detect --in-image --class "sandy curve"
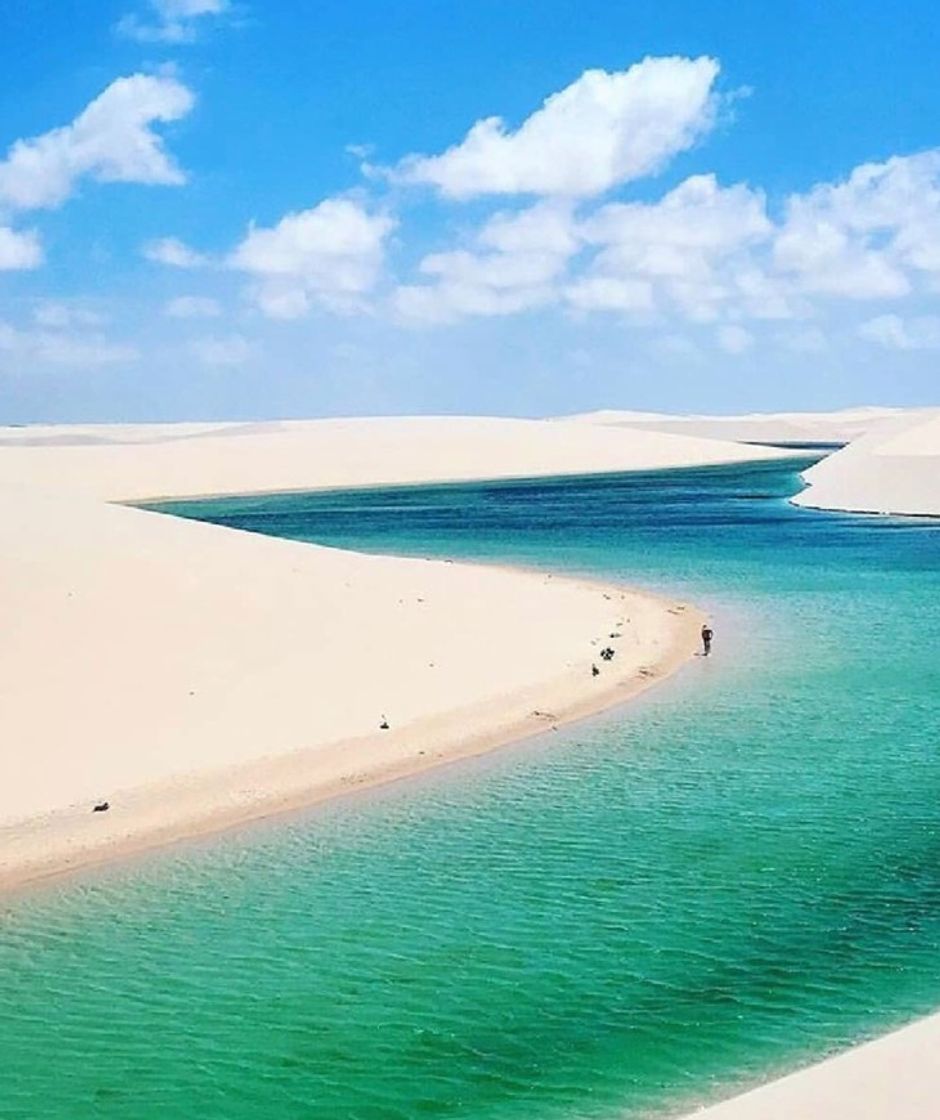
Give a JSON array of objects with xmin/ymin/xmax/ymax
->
[{"xmin": 0, "ymin": 416, "xmax": 743, "ymax": 891}]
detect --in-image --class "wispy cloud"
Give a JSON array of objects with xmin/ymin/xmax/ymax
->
[
  {"xmin": 33, "ymin": 301, "xmax": 107, "ymax": 329},
  {"xmin": 116, "ymin": 0, "xmax": 229, "ymax": 44},
  {"xmin": 0, "ymin": 320, "xmax": 137, "ymax": 369},
  {"xmin": 164, "ymin": 295, "xmax": 222, "ymax": 317},
  {"xmin": 858, "ymin": 313, "xmax": 940, "ymax": 349},
  {"xmin": 189, "ymin": 333, "xmax": 252, "ymax": 366},
  {"xmin": 716, "ymin": 324, "xmax": 754, "ymax": 354},
  {"xmin": 144, "ymin": 237, "xmax": 209, "ymax": 268}
]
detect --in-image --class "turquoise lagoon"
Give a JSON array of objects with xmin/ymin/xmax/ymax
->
[{"xmin": 3, "ymin": 457, "xmax": 940, "ymax": 1119}]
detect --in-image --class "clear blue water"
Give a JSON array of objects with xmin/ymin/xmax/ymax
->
[{"xmin": 3, "ymin": 458, "xmax": 940, "ymax": 1120}]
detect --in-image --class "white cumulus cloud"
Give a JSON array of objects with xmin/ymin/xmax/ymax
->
[
  {"xmin": 390, "ymin": 147, "xmax": 940, "ymax": 338},
  {"xmin": 390, "ymin": 145, "xmax": 940, "ymax": 335},
  {"xmin": 394, "ymin": 201, "xmax": 579, "ymax": 323},
  {"xmin": 565, "ymin": 275, "xmax": 654, "ymax": 313},
  {"xmin": 773, "ymin": 152, "xmax": 940, "ymax": 299},
  {"xmin": 0, "ymin": 75, "xmax": 194, "ymax": 212},
  {"xmin": 573, "ymin": 174, "xmax": 772, "ymax": 320},
  {"xmin": 395, "ymin": 56, "xmax": 720, "ymax": 199},
  {"xmin": 0, "ymin": 226, "xmax": 42, "ymax": 269},
  {"xmin": 230, "ymin": 198, "xmax": 396, "ymax": 317}
]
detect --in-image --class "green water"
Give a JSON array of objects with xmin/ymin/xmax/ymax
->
[{"xmin": 3, "ymin": 459, "xmax": 940, "ymax": 1119}]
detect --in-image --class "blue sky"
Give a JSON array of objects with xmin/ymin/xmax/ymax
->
[{"xmin": 2, "ymin": 0, "xmax": 940, "ymax": 423}]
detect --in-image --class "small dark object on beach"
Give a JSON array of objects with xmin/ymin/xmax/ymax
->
[
  {"xmin": 92, "ymin": 801, "xmax": 110, "ymax": 813},
  {"xmin": 592, "ymin": 664, "xmax": 600, "ymax": 677},
  {"xmin": 600, "ymin": 646, "xmax": 615, "ymax": 661},
  {"xmin": 379, "ymin": 717, "xmax": 390, "ymax": 730}
]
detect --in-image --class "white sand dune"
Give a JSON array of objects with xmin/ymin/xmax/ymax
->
[
  {"xmin": 0, "ymin": 414, "xmax": 794, "ymax": 502},
  {"xmin": 2, "ymin": 415, "xmax": 789, "ymax": 889},
  {"xmin": 680, "ymin": 1013, "xmax": 940, "ymax": 1119},
  {"xmin": 557, "ymin": 406, "xmax": 906, "ymax": 446},
  {"xmin": 559, "ymin": 406, "xmax": 940, "ymax": 517},
  {"xmin": 792, "ymin": 409, "xmax": 940, "ymax": 517}
]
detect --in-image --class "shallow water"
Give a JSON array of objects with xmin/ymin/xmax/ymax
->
[{"xmin": 4, "ymin": 459, "xmax": 940, "ymax": 1120}]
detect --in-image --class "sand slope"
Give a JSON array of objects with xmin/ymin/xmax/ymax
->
[
  {"xmin": 791, "ymin": 409, "xmax": 940, "ymax": 517},
  {"xmin": 0, "ymin": 482, "xmax": 699, "ymax": 886},
  {"xmin": 681, "ymin": 1013, "xmax": 940, "ymax": 1119}
]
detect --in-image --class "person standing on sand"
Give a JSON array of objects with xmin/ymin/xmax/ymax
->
[{"xmin": 701, "ymin": 624, "xmax": 714, "ymax": 656}]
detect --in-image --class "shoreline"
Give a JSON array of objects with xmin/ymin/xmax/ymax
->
[
  {"xmin": 678, "ymin": 1009, "xmax": 940, "ymax": 1119},
  {"xmin": 0, "ymin": 567, "xmax": 703, "ymax": 897},
  {"xmin": 7, "ymin": 414, "xmax": 759, "ymax": 900},
  {"xmin": 131, "ymin": 453, "xmax": 807, "ymax": 509},
  {"xmin": 790, "ymin": 489, "xmax": 940, "ymax": 520}
]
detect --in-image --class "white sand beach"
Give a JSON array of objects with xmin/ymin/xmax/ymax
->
[{"xmin": 0, "ymin": 415, "xmax": 792, "ymax": 890}]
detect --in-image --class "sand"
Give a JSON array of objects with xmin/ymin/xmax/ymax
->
[
  {"xmin": 0, "ymin": 414, "xmax": 795, "ymax": 502},
  {"xmin": 0, "ymin": 484, "xmax": 703, "ymax": 890},
  {"xmin": 680, "ymin": 1013, "xmax": 940, "ymax": 1119},
  {"xmin": 792, "ymin": 408, "xmax": 940, "ymax": 517},
  {"xmin": 561, "ymin": 406, "xmax": 940, "ymax": 517},
  {"xmin": 556, "ymin": 406, "xmax": 906, "ymax": 446},
  {"xmin": 2, "ymin": 414, "xmax": 789, "ymax": 891}
]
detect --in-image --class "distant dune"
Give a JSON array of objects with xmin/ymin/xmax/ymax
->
[
  {"xmin": 792, "ymin": 409, "xmax": 940, "ymax": 517},
  {"xmin": 0, "ymin": 415, "xmax": 794, "ymax": 502},
  {"xmin": 555, "ymin": 406, "xmax": 907, "ymax": 446},
  {"xmin": 558, "ymin": 406, "xmax": 940, "ymax": 518}
]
